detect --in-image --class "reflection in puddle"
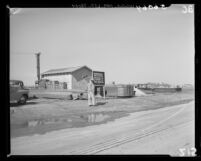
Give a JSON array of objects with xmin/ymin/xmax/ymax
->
[
  {"xmin": 85, "ymin": 113, "xmax": 110, "ymax": 123},
  {"xmin": 12, "ymin": 112, "xmax": 128, "ymax": 137},
  {"xmin": 27, "ymin": 113, "xmax": 111, "ymax": 128},
  {"xmin": 88, "ymin": 114, "xmax": 110, "ymax": 122},
  {"xmin": 27, "ymin": 118, "xmax": 72, "ymax": 127},
  {"xmin": 28, "ymin": 120, "xmax": 38, "ymax": 127}
]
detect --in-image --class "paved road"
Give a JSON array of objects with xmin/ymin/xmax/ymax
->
[{"xmin": 11, "ymin": 101, "xmax": 194, "ymax": 156}]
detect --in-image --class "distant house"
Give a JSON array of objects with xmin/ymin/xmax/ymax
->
[{"xmin": 41, "ymin": 65, "xmax": 92, "ymax": 90}]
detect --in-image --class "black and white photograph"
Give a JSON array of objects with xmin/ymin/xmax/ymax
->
[{"xmin": 8, "ymin": 4, "xmax": 196, "ymax": 156}]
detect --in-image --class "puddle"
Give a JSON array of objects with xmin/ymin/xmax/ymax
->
[
  {"xmin": 27, "ymin": 113, "xmax": 110, "ymax": 128},
  {"xmin": 11, "ymin": 111, "xmax": 128, "ymax": 138},
  {"xmin": 27, "ymin": 118, "xmax": 72, "ymax": 127}
]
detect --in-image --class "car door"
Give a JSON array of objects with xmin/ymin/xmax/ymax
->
[
  {"xmin": 10, "ymin": 84, "xmax": 22, "ymax": 102},
  {"xmin": 10, "ymin": 85, "xmax": 18, "ymax": 101}
]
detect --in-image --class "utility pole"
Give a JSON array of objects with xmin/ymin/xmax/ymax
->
[{"xmin": 35, "ymin": 52, "xmax": 41, "ymax": 82}]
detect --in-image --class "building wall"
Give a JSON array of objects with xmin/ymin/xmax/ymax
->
[
  {"xmin": 42, "ymin": 74, "xmax": 72, "ymax": 89},
  {"xmin": 72, "ymin": 67, "xmax": 92, "ymax": 90}
]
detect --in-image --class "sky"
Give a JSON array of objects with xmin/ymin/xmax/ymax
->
[{"xmin": 10, "ymin": 5, "xmax": 194, "ymax": 86}]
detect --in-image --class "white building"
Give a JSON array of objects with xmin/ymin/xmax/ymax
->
[{"xmin": 41, "ymin": 65, "xmax": 92, "ymax": 90}]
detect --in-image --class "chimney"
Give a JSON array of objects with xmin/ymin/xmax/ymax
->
[{"xmin": 35, "ymin": 52, "xmax": 41, "ymax": 82}]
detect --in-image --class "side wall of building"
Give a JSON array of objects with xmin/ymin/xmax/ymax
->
[
  {"xmin": 42, "ymin": 74, "xmax": 72, "ymax": 89},
  {"xmin": 72, "ymin": 67, "xmax": 92, "ymax": 90}
]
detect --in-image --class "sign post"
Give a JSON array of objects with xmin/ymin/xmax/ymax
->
[
  {"xmin": 92, "ymin": 71, "xmax": 105, "ymax": 100},
  {"xmin": 103, "ymin": 86, "xmax": 106, "ymax": 99}
]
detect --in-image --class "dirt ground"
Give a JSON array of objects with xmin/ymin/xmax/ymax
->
[
  {"xmin": 10, "ymin": 89, "xmax": 194, "ymax": 138},
  {"xmin": 11, "ymin": 100, "xmax": 195, "ymax": 155}
]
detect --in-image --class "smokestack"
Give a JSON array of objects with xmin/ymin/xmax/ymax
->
[{"xmin": 35, "ymin": 52, "xmax": 41, "ymax": 82}]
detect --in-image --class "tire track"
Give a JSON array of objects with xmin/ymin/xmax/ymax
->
[
  {"xmin": 68, "ymin": 104, "xmax": 192, "ymax": 154},
  {"xmin": 69, "ymin": 120, "xmax": 193, "ymax": 154}
]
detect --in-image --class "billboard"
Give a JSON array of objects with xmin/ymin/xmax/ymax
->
[{"xmin": 92, "ymin": 71, "xmax": 105, "ymax": 85}]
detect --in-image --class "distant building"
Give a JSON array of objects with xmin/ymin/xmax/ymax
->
[
  {"xmin": 182, "ymin": 84, "xmax": 194, "ymax": 89},
  {"xmin": 41, "ymin": 65, "xmax": 92, "ymax": 90}
]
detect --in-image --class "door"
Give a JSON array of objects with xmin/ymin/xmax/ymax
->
[{"xmin": 10, "ymin": 86, "xmax": 20, "ymax": 101}]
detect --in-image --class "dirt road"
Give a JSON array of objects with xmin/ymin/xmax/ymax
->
[
  {"xmin": 10, "ymin": 90, "xmax": 194, "ymax": 138},
  {"xmin": 11, "ymin": 101, "xmax": 194, "ymax": 156}
]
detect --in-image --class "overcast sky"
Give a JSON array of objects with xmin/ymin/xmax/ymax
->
[{"xmin": 10, "ymin": 5, "xmax": 194, "ymax": 86}]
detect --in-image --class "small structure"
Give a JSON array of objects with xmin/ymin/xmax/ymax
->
[
  {"xmin": 105, "ymin": 84, "xmax": 134, "ymax": 97},
  {"xmin": 41, "ymin": 65, "xmax": 92, "ymax": 90},
  {"xmin": 137, "ymin": 82, "xmax": 182, "ymax": 93}
]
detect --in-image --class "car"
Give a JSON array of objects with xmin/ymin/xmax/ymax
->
[{"xmin": 10, "ymin": 80, "xmax": 29, "ymax": 105}]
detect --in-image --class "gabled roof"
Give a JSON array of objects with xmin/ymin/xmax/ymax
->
[{"xmin": 41, "ymin": 65, "xmax": 92, "ymax": 75}]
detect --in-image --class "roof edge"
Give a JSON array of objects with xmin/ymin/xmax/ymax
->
[
  {"xmin": 41, "ymin": 65, "xmax": 92, "ymax": 75},
  {"xmin": 71, "ymin": 65, "xmax": 92, "ymax": 73}
]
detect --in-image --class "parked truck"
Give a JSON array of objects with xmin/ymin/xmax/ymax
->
[{"xmin": 10, "ymin": 80, "xmax": 29, "ymax": 105}]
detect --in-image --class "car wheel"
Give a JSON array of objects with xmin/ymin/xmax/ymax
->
[{"xmin": 18, "ymin": 95, "xmax": 27, "ymax": 105}]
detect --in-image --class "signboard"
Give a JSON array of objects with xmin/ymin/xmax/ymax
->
[{"xmin": 92, "ymin": 71, "xmax": 105, "ymax": 85}]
